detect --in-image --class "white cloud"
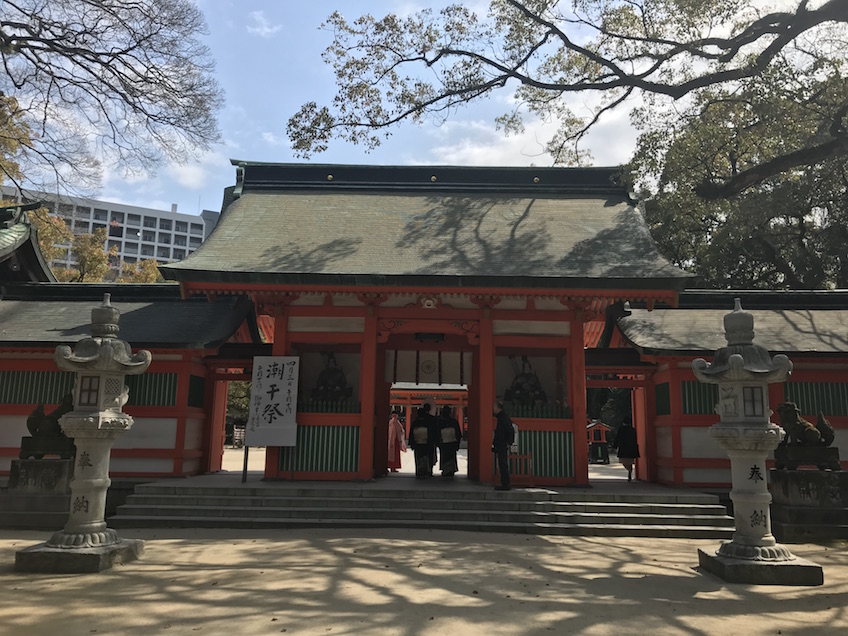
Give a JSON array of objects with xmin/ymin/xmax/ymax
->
[
  {"xmin": 262, "ymin": 131, "xmax": 288, "ymax": 147},
  {"xmin": 246, "ymin": 11, "xmax": 282, "ymax": 38}
]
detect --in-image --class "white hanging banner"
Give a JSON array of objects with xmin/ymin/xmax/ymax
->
[{"xmin": 246, "ymin": 356, "xmax": 299, "ymax": 447}]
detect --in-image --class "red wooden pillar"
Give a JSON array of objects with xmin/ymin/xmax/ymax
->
[
  {"xmin": 373, "ymin": 344, "xmax": 390, "ymax": 477},
  {"xmin": 633, "ymin": 386, "xmax": 649, "ymax": 482},
  {"xmin": 358, "ymin": 308, "xmax": 378, "ymax": 479},
  {"xmin": 204, "ymin": 377, "xmax": 228, "ymax": 473},
  {"xmin": 477, "ymin": 307, "xmax": 495, "ymax": 483},
  {"xmin": 265, "ymin": 309, "xmax": 288, "ymax": 478},
  {"xmin": 668, "ymin": 363, "xmax": 684, "ymax": 485},
  {"xmin": 570, "ymin": 307, "xmax": 589, "ymax": 485}
]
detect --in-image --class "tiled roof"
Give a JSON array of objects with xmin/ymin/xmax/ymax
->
[
  {"xmin": 0, "ymin": 285, "xmax": 252, "ymax": 349},
  {"xmin": 161, "ymin": 163, "xmax": 692, "ymax": 291},
  {"xmin": 618, "ymin": 307, "xmax": 848, "ymax": 356}
]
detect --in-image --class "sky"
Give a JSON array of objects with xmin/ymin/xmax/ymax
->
[{"xmin": 99, "ymin": 1, "xmax": 639, "ymax": 217}]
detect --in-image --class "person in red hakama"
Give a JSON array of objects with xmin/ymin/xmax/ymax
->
[{"xmin": 387, "ymin": 411, "xmax": 407, "ymax": 472}]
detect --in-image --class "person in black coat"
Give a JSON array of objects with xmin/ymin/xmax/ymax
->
[
  {"xmin": 492, "ymin": 401, "xmax": 513, "ymax": 491},
  {"xmin": 437, "ymin": 405, "xmax": 462, "ymax": 477},
  {"xmin": 612, "ymin": 415, "xmax": 640, "ymax": 482},
  {"xmin": 410, "ymin": 403, "xmax": 437, "ymax": 478}
]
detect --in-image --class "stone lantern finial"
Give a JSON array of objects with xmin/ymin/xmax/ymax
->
[
  {"xmin": 724, "ymin": 297, "xmax": 754, "ymax": 345},
  {"xmin": 91, "ymin": 293, "xmax": 120, "ymax": 339}
]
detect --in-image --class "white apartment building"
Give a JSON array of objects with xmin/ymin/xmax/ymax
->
[{"xmin": 1, "ymin": 186, "xmax": 219, "ymax": 272}]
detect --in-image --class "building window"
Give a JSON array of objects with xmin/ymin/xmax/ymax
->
[
  {"xmin": 174, "ymin": 236, "xmax": 186, "ymax": 246},
  {"xmin": 107, "ymin": 240, "xmax": 121, "ymax": 251},
  {"xmin": 159, "ymin": 218, "xmax": 172, "ymax": 231},
  {"xmin": 79, "ymin": 376, "xmax": 100, "ymax": 406},
  {"xmin": 92, "ymin": 223, "xmax": 106, "ymax": 231},
  {"xmin": 93, "ymin": 208, "xmax": 108, "ymax": 221},
  {"xmin": 73, "ymin": 220, "xmax": 90, "ymax": 233},
  {"xmin": 124, "ymin": 242, "xmax": 138, "ymax": 254},
  {"xmin": 157, "ymin": 246, "xmax": 170, "ymax": 259},
  {"xmin": 173, "ymin": 249, "xmax": 186, "ymax": 260},
  {"xmin": 190, "ymin": 223, "xmax": 203, "ymax": 235},
  {"xmin": 111, "ymin": 212, "xmax": 124, "ymax": 224},
  {"xmin": 141, "ymin": 246, "xmax": 154, "ymax": 257},
  {"xmin": 158, "ymin": 232, "xmax": 171, "ymax": 244},
  {"xmin": 126, "ymin": 213, "xmax": 141, "ymax": 226},
  {"xmin": 743, "ymin": 386, "xmax": 764, "ymax": 417},
  {"xmin": 142, "ymin": 230, "xmax": 155, "ymax": 243},
  {"xmin": 108, "ymin": 222, "xmax": 123, "ymax": 238},
  {"xmin": 124, "ymin": 256, "xmax": 137, "ymax": 264},
  {"xmin": 189, "ymin": 236, "xmax": 201, "ymax": 248},
  {"xmin": 175, "ymin": 221, "xmax": 188, "ymax": 233},
  {"xmin": 143, "ymin": 216, "xmax": 156, "ymax": 228}
]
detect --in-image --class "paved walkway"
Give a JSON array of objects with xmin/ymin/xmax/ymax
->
[{"xmin": 1, "ymin": 448, "xmax": 847, "ymax": 635}]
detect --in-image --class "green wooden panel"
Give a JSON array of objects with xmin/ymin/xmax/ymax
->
[
  {"xmin": 681, "ymin": 381, "xmax": 718, "ymax": 415},
  {"xmin": 784, "ymin": 382, "xmax": 848, "ymax": 417},
  {"xmin": 655, "ymin": 382, "xmax": 671, "ymax": 416},
  {"xmin": 125, "ymin": 373, "xmax": 178, "ymax": 407},
  {"xmin": 0, "ymin": 371, "xmax": 75, "ymax": 405},
  {"xmin": 519, "ymin": 430, "xmax": 574, "ymax": 478},
  {"xmin": 278, "ymin": 425, "xmax": 360, "ymax": 473}
]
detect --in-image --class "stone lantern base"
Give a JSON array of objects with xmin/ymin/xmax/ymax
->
[
  {"xmin": 15, "ymin": 538, "xmax": 144, "ymax": 573},
  {"xmin": 698, "ymin": 548, "xmax": 823, "ymax": 586}
]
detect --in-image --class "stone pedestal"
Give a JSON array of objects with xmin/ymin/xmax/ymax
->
[
  {"xmin": 770, "ymin": 469, "xmax": 848, "ymax": 542},
  {"xmin": 0, "ymin": 459, "xmax": 73, "ymax": 529},
  {"xmin": 14, "ymin": 294, "xmax": 151, "ymax": 573}
]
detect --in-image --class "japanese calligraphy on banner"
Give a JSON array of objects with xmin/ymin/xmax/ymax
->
[{"xmin": 246, "ymin": 356, "xmax": 299, "ymax": 447}]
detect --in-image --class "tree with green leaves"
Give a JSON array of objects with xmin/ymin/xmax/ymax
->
[
  {"xmin": 288, "ymin": 1, "xmax": 847, "ymax": 198},
  {"xmin": 52, "ymin": 228, "xmax": 113, "ymax": 282},
  {"xmin": 1, "ymin": 0, "xmax": 223, "ymax": 192},
  {"xmin": 628, "ymin": 52, "xmax": 848, "ymax": 288},
  {"xmin": 117, "ymin": 258, "xmax": 165, "ymax": 283}
]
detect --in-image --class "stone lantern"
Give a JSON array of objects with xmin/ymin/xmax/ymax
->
[
  {"xmin": 693, "ymin": 299, "xmax": 822, "ymax": 585},
  {"xmin": 16, "ymin": 294, "xmax": 152, "ymax": 573}
]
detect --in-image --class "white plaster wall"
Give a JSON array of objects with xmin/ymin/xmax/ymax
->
[
  {"xmin": 0, "ymin": 415, "xmax": 27, "ymax": 447},
  {"xmin": 181, "ymin": 458, "xmax": 201, "ymax": 474},
  {"xmin": 184, "ymin": 418, "xmax": 204, "ymax": 450},
  {"xmin": 682, "ymin": 467, "xmax": 731, "ymax": 484},
  {"xmin": 655, "ymin": 426, "xmax": 673, "ymax": 458},
  {"xmin": 113, "ymin": 418, "xmax": 177, "ymax": 449},
  {"xmin": 111, "ymin": 457, "xmax": 173, "ymax": 473},
  {"xmin": 387, "ymin": 351, "xmax": 473, "ymax": 385},
  {"xmin": 680, "ymin": 427, "xmax": 726, "ymax": 459},
  {"xmin": 288, "ymin": 316, "xmax": 364, "ymax": 332},
  {"xmin": 492, "ymin": 320, "xmax": 569, "ymax": 336}
]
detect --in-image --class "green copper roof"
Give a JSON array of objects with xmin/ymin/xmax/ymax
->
[{"xmin": 161, "ymin": 163, "xmax": 692, "ymax": 290}]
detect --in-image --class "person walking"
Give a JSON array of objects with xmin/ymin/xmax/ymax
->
[
  {"xmin": 612, "ymin": 415, "xmax": 640, "ymax": 482},
  {"xmin": 387, "ymin": 411, "xmax": 406, "ymax": 472},
  {"xmin": 437, "ymin": 405, "xmax": 462, "ymax": 478},
  {"xmin": 492, "ymin": 401, "xmax": 514, "ymax": 491},
  {"xmin": 410, "ymin": 403, "xmax": 437, "ymax": 478}
]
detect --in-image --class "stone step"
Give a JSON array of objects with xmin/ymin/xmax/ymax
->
[
  {"xmin": 130, "ymin": 483, "xmax": 722, "ymax": 505},
  {"xmin": 108, "ymin": 514, "xmax": 734, "ymax": 539},
  {"xmin": 121, "ymin": 493, "xmax": 728, "ymax": 516},
  {"xmin": 114, "ymin": 502, "xmax": 734, "ymax": 527}
]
